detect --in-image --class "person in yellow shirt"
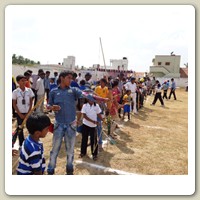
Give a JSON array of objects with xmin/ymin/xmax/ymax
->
[
  {"xmin": 94, "ymin": 78, "xmax": 109, "ymax": 98},
  {"xmin": 94, "ymin": 78, "xmax": 109, "ymax": 151},
  {"xmin": 122, "ymin": 89, "xmax": 132, "ymax": 120}
]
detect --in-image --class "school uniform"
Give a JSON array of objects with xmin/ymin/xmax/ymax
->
[
  {"xmin": 12, "ymin": 87, "xmax": 35, "ymax": 146},
  {"xmin": 81, "ymin": 103, "xmax": 101, "ymax": 158}
]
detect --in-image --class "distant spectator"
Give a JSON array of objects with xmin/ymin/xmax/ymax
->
[
  {"xmin": 35, "ymin": 72, "xmax": 45, "ymax": 113},
  {"xmin": 79, "ymin": 79, "xmax": 86, "ymax": 91},
  {"xmin": 168, "ymin": 78, "xmax": 177, "ymax": 100},
  {"xmin": 76, "ymin": 73, "xmax": 82, "ymax": 84},
  {"xmin": 54, "ymin": 72, "xmax": 58, "ymax": 85},
  {"xmin": 70, "ymin": 72, "xmax": 80, "ymax": 88},
  {"xmin": 84, "ymin": 72, "xmax": 92, "ymax": 89},
  {"xmin": 49, "ymin": 78, "xmax": 57, "ymax": 91},
  {"xmin": 31, "ymin": 69, "xmax": 44, "ymax": 106},
  {"xmin": 24, "ymin": 71, "xmax": 31, "ymax": 88},
  {"xmin": 44, "ymin": 71, "xmax": 51, "ymax": 103}
]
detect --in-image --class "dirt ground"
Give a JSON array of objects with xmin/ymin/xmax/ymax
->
[{"xmin": 12, "ymin": 88, "xmax": 188, "ymax": 175}]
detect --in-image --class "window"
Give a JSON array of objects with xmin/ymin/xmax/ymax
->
[
  {"xmin": 165, "ymin": 62, "xmax": 170, "ymax": 65},
  {"xmin": 158, "ymin": 62, "xmax": 162, "ymax": 65}
]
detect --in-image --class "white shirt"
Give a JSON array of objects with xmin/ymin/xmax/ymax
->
[
  {"xmin": 12, "ymin": 87, "xmax": 35, "ymax": 113},
  {"xmin": 76, "ymin": 76, "xmax": 82, "ymax": 84},
  {"xmin": 31, "ymin": 74, "xmax": 39, "ymax": 89},
  {"xmin": 35, "ymin": 78, "xmax": 45, "ymax": 95},
  {"xmin": 124, "ymin": 82, "xmax": 137, "ymax": 93},
  {"xmin": 81, "ymin": 103, "xmax": 101, "ymax": 128}
]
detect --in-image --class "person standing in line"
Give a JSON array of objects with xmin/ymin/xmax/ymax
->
[
  {"xmin": 46, "ymin": 70, "xmax": 82, "ymax": 175},
  {"xmin": 30, "ymin": 69, "xmax": 44, "ymax": 106},
  {"xmin": 12, "ymin": 75, "xmax": 35, "ymax": 149},
  {"xmin": 168, "ymin": 78, "xmax": 177, "ymax": 100},
  {"xmin": 44, "ymin": 71, "xmax": 51, "ymax": 104},
  {"xmin": 35, "ymin": 71, "xmax": 45, "ymax": 113},
  {"xmin": 79, "ymin": 95, "xmax": 103, "ymax": 161},
  {"xmin": 122, "ymin": 89, "xmax": 131, "ymax": 120},
  {"xmin": 124, "ymin": 77, "xmax": 138, "ymax": 114},
  {"xmin": 150, "ymin": 80, "xmax": 164, "ymax": 106},
  {"xmin": 94, "ymin": 78, "xmax": 109, "ymax": 151}
]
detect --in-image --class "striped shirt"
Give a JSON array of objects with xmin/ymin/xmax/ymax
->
[{"xmin": 17, "ymin": 135, "xmax": 45, "ymax": 175}]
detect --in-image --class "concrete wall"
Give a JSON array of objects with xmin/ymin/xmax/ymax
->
[
  {"xmin": 110, "ymin": 59, "xmax": 128, "ymax": 70},
  {"xmin": 154, "ymin": 55, "xmax": 180, "ymax": 73}
]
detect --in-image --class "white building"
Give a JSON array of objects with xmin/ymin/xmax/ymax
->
[
  {"xmin": 63, "ymin": 56, "xmax": 76, "ymax": 70},
  {"xmin": 150, "ymin": 55, "xmax": 181, "ymax": 78},
  {"xmin": 110, "ymin": 57, "xmax": 128, "ymax": 70}
]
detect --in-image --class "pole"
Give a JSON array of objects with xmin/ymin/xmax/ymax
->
[{"xmin": 99, "ymin": 37, "xmax": 106, "ymax": 71}]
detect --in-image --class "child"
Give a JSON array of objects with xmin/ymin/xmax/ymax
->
[
  {"xmin": 162, "ymin": 81, "xmax": 169, "ymax": 99},
  {"xmin": 80, "ymin": 94, "xmax": 103, "ymax": 161},
  {"xmin": 79, "ymin": 79, "xmax": 86, "ymax": 91},
  {"xmin": 151, "ymin": 80, "xmax": 164, "ymax": 106},
  {"xmin": 17, "ymin": 113, "xmax": 51, "ymax": 175},
  {"xmin": 12, "ymin": 75, "xmax": 35, "ymax": 149},
  {"xmin": 122, "ymin": 89, "xmax": 131, "ymax": 120},
  {"xmin": 49, "ymin": 78, "xmax": 57, "ymax": 91}
]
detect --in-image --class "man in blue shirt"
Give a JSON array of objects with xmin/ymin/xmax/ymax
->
[
  {"xmin": 46, "ymin": 70, "xmax": 82, "ymax": 175},
  {"xmin": 168, "ymin": 78, "xmax": 177, "ymax": 100}
]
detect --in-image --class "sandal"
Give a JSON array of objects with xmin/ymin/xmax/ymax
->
[
  {"xmin": 79, "ymin": 154, "xmax": 85, "ymax": 158},
  {"xmin": 93, "ymin": 156, "xmax": 97, "ymax": 161}
]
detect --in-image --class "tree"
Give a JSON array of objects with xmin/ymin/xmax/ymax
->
[{"xmin": 17, "ymin": 55, "xmax": 24, "ymax": 65}]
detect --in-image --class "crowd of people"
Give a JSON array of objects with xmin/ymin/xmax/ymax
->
[{"xmin": 12, "ymin": 68, "xmax": 177, "ymax": 175}]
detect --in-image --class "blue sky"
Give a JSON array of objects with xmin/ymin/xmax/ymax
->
[{"xmin": 7, "ymin": 5, "xmax": 194, "ymax": 72}]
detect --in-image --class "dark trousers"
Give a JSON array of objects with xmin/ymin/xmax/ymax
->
[
  {"xmin": 169, "ymin": 89, "xmax": 176, "ymax": 100},
  {"xmin": 31, "ymin": 88, "xmax": 37, "ymax": 106},
  {"xmin": 16, "ymin": 113, "xmax": 26, "ymax": 146},
  {"xmin": 12, "ymin": 106, "xmax": 16, "ymax": 117},
  {"xmin": 81, "ymin": 124, "xmax": 98, "ymax": 157},
  {"xmin": 152, "ymin": 92, "xmax": 164, "ymax": 105},
  {"xmin": 163, "ymin": 90, "xmax": 168, "ymax": 99},
  {"xmin": 45, "ymin": 89, "xmax": 50, "ymax": 103}
]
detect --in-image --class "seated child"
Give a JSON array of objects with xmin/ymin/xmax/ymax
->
[{"xmin": 17, "ymin": 113, "xmax": 51, "ymax": 175}]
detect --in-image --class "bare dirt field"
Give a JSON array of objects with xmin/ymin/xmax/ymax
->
[{"xmin": 12, "ymin": 88, "xmax": 188, "ymax": 175}]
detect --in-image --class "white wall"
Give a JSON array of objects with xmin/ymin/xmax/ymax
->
[
  {"xmin": 110, "ymin": 59, "xmax": 128, "ymax": 70},
  {"xmin": 12, "ymin": 65, "xmax": 188, "ymax": 88}
]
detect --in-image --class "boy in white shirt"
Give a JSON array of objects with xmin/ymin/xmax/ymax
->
[
  {"xmin": 12, "ymin": 75, "xmax": 35, "ymax": 149},
  {"xmin": 124, "ymin": 77, "xmax": 138, "ymax": 114},
  {"xmin": 80, "ymin": 95, "xmax": 103, "ymax": 160}
]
